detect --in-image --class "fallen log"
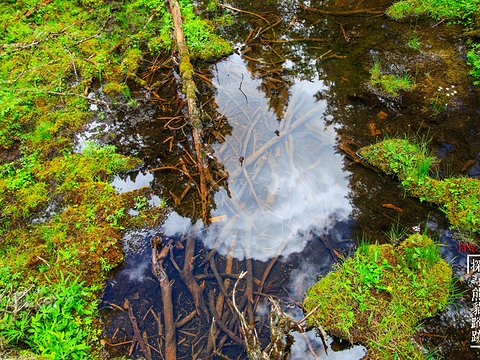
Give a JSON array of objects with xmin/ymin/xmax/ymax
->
[{"xmin": 165, "ymin": 0, "xmax": 211, "ymax": 223}]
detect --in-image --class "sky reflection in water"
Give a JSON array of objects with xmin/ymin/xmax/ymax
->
[{"xmin": 163, "ymin": 54, "xmax": 352, "ymax": 261}]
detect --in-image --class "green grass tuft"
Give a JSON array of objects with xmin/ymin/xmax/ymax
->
[{"xmin": 370, "ymin": 61, "xmax": 416, "ymax": 97}]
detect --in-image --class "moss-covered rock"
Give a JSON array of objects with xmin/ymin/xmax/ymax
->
[
  {"xmin": 359, "ymin": 138, "xmax": 480, "ymax": 237},
  {"xmin": 304, "ymin": 234, "xmax": 452, "ymax": 359}
]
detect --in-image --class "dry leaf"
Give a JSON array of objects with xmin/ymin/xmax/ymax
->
[
  {"xmin": 208, "ymin": 215, "xmax": 227, "ymax": 223},
  {"xmin": 377, "ymin": 111, "xmax": 388, "ymax": 121},
  {"xmin": 382, "ymin": 203, "xmax": 404, "ymax": 213},
  {"xmin": 368, "ymin": 122, "xmax": 381, "ymax": 136}
]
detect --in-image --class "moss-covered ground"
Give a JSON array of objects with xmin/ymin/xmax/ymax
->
[
  {"xmin": 359, "ymin": 138, "xmax": 480, "ymax": 238},
  {"xmin": 304, "ymin": 234, "xmax": 452, "ymax": 359},
  {"xmin": 386, "ymin": 0, "xmax": 480, "ymax": 84},
  {"xmin": 0, "ymin": 0, "xmax": 231, "ymax": 357}
]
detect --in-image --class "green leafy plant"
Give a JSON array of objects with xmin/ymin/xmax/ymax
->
[
  {"xmin": 134, "ymin": 195, "xmax": 149, "ymax": 210},
  {"xmin": 0, "ymin": 271, "xmax": 99, "ymax": 359},
  {"xmin": 467, "ymin": 44, "xmax": 480, "ymax": 85}
]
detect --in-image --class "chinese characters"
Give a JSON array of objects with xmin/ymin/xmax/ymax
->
[{"xmin": 469, "ymin": 255, "xmax": 480, "ymax": 348}]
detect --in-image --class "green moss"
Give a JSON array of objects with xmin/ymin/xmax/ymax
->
[
  {"xmin": 120, "ymin": 48, "xmax": 143, "ymax": 76},
  {"xmin": 180, "ymin": 58, "xmax": 195, "ymax": 79},
  {"xmin": 359, "ymin": 138, "xmax": 480, "ymax": 237},
  {"xmin": 387, "ymin": 0, "xmax": 480, "ymax": 21},
  {"xmin": 386, "ymin": 0, "xmax": 426, "ymax": 20},
  {"xmin": 103, "ymin": 81, "xmax": 123, "ymax": 96},
  {"xmin": 304, "ymin": 234, "xmax": 452, "ymax": 359},
  {"xmin": 179, "ymin": 0, "xmax": 233, "ymax": 60},
  {"xmin": 0, "ymin": 0, "xmax": 228, "ymax": 356},
  {"xmin": 387, "ymin": 0, "xmax": 480, "ymax": 84}
]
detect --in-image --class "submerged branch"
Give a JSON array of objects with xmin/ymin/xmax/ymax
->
[
  {"xmin": 300, "ymin": 4, "xmax": 385, "ymax": 16},
  {"xmin": 151, "ymin": 237, "xmax": 177, "ymax": 360},
  {"xmin": 127, "ymin": 301, "xmax": 151, "ymax": 360},
  {"xmin": 220, "ymin": 4, "xmax": 271, "ymax": 25},
  {"xmin": 176, "ymin": 231, "xmax": 209, "ymax": 318}
]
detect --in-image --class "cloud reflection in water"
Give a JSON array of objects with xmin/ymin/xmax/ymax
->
[{"xmin": 163, "ymin": 54, "xmax": 352, "ymax": 261}]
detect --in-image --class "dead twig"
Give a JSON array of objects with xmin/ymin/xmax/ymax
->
[
  {"xmin": 219, "ymin": 4, "xmax": 271, "ymax": 25},
  {"xmin": 175, "ymin": 310, "xmax": 197, "ymax": 328},
  {"xmin": 300, "ymin": 4, "xmax": 384, "ymax": 16},
  {"xmin": 127, "ymin": 300, "xmax": 151, "ymax": 360},
  {"xmin": 151, "ymin": 236, "xmax": 177, "ymax": 360}
]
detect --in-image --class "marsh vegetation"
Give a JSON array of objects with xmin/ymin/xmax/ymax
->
[{"xmin": 1, "ymin": 0, "xmax": 480, "ymax": 359}]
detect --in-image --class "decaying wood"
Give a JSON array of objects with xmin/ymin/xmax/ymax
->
[
  {"xmin": 208, "ymin": 290, "xmax": 244, "ymax": 345},
  {"xmin": 263, "ymin": 299, "xmax": 293, "ymax": 359},
  {"xmin": 152, "ymin": 237, "xmax": 177, "ymax": 360},
  {"xmin": 232, "ymin": 272, "xmax": 297, "ymax": 360},
  {"xmin": 166, "ymin": 0, "xmax": 210, "ymax": 223}
]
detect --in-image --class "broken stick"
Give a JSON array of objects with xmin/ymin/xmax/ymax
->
[{"xmin": 152, "ymin": 236, "xmax": 177, "ymax": 360}]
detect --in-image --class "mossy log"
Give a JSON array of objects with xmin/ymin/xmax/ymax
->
[{"xmin": 166, "ymin": 0, "xmax": 209, "ymax": 224}]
